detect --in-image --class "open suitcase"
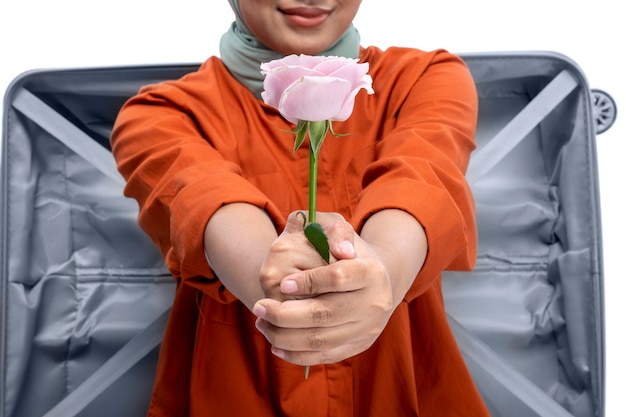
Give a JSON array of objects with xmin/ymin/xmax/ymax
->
[{"xmin": 0, "ymin": 51, "xmax": 607, "ymax": 417}]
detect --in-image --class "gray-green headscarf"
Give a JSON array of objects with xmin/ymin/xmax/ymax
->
[{"xmin": 220, "ymin": 0, "xmax": 361, "ymax": 98}]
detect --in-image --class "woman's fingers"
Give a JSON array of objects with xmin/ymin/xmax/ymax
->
[
  {"xmin": 254, "ymin": 300, "xmax": 383, "ymax": 365},
  {"xmin": 315, "ymin": 212, "xmax": 357, "ymax": 260},
  {"xmin": 262, "ymin": 322, "xmax": 377, "ymax": 366},
  {"xmin": 252, "ymin": 264, "xmax": 394, "ymax": 366},
  {"xmin": 260, "ymin": 211, "xmax": 356, "ymax": 300},
  {"xmin": 280, "ymin": 258, "xmax": 385, "ymax": 297},
  {"xmin": 284, "ymin": 211, "xmax": 357, "ymax": 260}
]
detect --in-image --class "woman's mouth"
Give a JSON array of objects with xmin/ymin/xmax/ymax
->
[{"xmin": 281, "ymin": 7, "xmax": 330, "ymax": 28}]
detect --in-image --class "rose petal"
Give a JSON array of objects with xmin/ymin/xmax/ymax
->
[
  {"xmin": 328, "ymin": 62, "xmax": 369, "ymax": 85},
  {"xmin": 262, "ymin": 54, "xmax": 329, "ymax": 73},
  {"xmin": 278, "ymin": 76, "xmax": 353, "ymax": 123},
  {"xmin": 261, "ymin": 66, "xmax": 325, "ymax": 108},
  {"xmin": 335, "ymin": 83, "xmax": 371, "ymax": 121},
  {"xmin": 313, "ymin": 57, "xmax": 359, "ymax": 74},
  {"xmin": 288, "ymin": 54, "xmax": 333, "ymax": 68}
]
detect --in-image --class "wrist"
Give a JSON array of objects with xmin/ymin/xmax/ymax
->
[{"xmin": 360, "ymin": 209, "xmax": 427, "ymax": 307}]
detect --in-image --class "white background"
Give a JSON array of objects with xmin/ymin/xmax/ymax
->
[{"xmin": 1, "ymin": 1, "xmax": 623, "ymax": 415}]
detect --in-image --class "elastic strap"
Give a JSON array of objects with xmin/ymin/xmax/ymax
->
[
  {"xmin": 466, "ymin": 69, "xmax": 578, "ymax": 184},
  {"xmin": 11, "ymin": 89, "xmax": 125, "ymax": 187},
  {"xmin": 448, "ymin": 315, "xmax": 576, "ymax": 417}
]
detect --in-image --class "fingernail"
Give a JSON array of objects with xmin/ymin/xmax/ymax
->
[
  {"xmin": 339, "ymin": 241, "xmax": 356, "ymax": 257},
  {"xmin": 252, "ymin": 303, "xmax": 266, "ymax": 318},
  {"xmin": 281, "ymin": 279, "xmax": 298, "ymax": 294},
  {"xmin": 271, "ymin": 346, "xmax": 286, "ymax": 359},
  {"xmin": 255, "ymin": 318, "xmax": 266, "ymax": 333}
]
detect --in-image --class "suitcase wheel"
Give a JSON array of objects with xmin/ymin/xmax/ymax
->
[{"xmin": 591, "ymin": 88, "xmax": 617, "ymax": 134}]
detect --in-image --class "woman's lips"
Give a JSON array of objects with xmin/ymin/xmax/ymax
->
[{"xmin": 281, "ymin": 7, "xmax": 330, "ymax": 28}]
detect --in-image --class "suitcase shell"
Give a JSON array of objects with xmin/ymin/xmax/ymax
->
[{"xmin": 0, "ymin": 51, "xmax": 605, "ymax": 417}]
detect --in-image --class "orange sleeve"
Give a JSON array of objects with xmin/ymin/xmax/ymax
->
[
  {"xmin": 351, "ymin": 50, "xmax": 478, "ymax": 301},
  {"xmin": 110, "ymin": 64, "xmax": 284, "ymax": 301}
]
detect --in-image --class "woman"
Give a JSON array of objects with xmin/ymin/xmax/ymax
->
[{"xmin": 111, "ymin": 1, "xmax": 490, "ymax": 415}]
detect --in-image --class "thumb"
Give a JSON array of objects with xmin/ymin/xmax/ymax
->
[
  {"xmin": 324, "ymin": 218, "xmax": 356, "ymax": 260},
  {"xmin": 283, "ymin": 210, "xmax": 308, "ymax": 234}
]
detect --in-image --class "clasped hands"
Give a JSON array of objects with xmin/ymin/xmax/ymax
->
[{"xmin": 253, "ymin": 211, "xmax": 396, "ymax": 367}]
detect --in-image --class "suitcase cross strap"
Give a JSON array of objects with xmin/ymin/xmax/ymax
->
[
  {"xmin": 448, "ymin": 315, "xmax": 577, "ymax": 417},
  {"xmin": 466, "ymin": 69, "xmax": 579, "ymax": 184},
  {"xmin": 11, "ymin": 67, "xmax": 581, "ymax": 417},
  {"xmin": 11, "ymin": 89, "xmax": 126, "ymax": 187}
]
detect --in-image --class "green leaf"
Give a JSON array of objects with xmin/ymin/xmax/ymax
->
[{"xmin": 303, "ymin": 222, "xmax": 330, "ymax": 263}]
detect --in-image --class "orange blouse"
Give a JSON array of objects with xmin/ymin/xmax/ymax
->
[{"xmin": 111, "ymin": 46, "xmax": 490, "ymax": 417}]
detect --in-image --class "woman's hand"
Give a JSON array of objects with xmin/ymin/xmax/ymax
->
[
  {"xmin": 254, "ymin": 235, "xmax": 395, "ymax": 366},
  {"xmin": 254, "ymin": 209, "xmax": 426, "ymax": 366},
  {"xmin": 258, "ymin": 211, "xmax": 357, "ymax": 302}
]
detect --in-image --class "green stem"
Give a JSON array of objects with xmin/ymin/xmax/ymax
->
[
  {"xmin": 305, "ymin": 126, "xmax": 322, "ymax": 381},
  {"xmin": 308, "ymin": 146, "xmax": 318, "ymax": 224}
]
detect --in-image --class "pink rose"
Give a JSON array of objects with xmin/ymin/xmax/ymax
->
[{"xmin": 261, "ymin": 54, "xmax": 374, "ymax": 124}]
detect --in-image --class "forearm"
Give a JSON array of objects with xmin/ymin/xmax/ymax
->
[
  {"xmin": 359, "ymin": 209, "xmax": 427, "ymax": 308},
  {"xmin": 204, "ymin": 203, "xmax": 278, "ymax": 311}
]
